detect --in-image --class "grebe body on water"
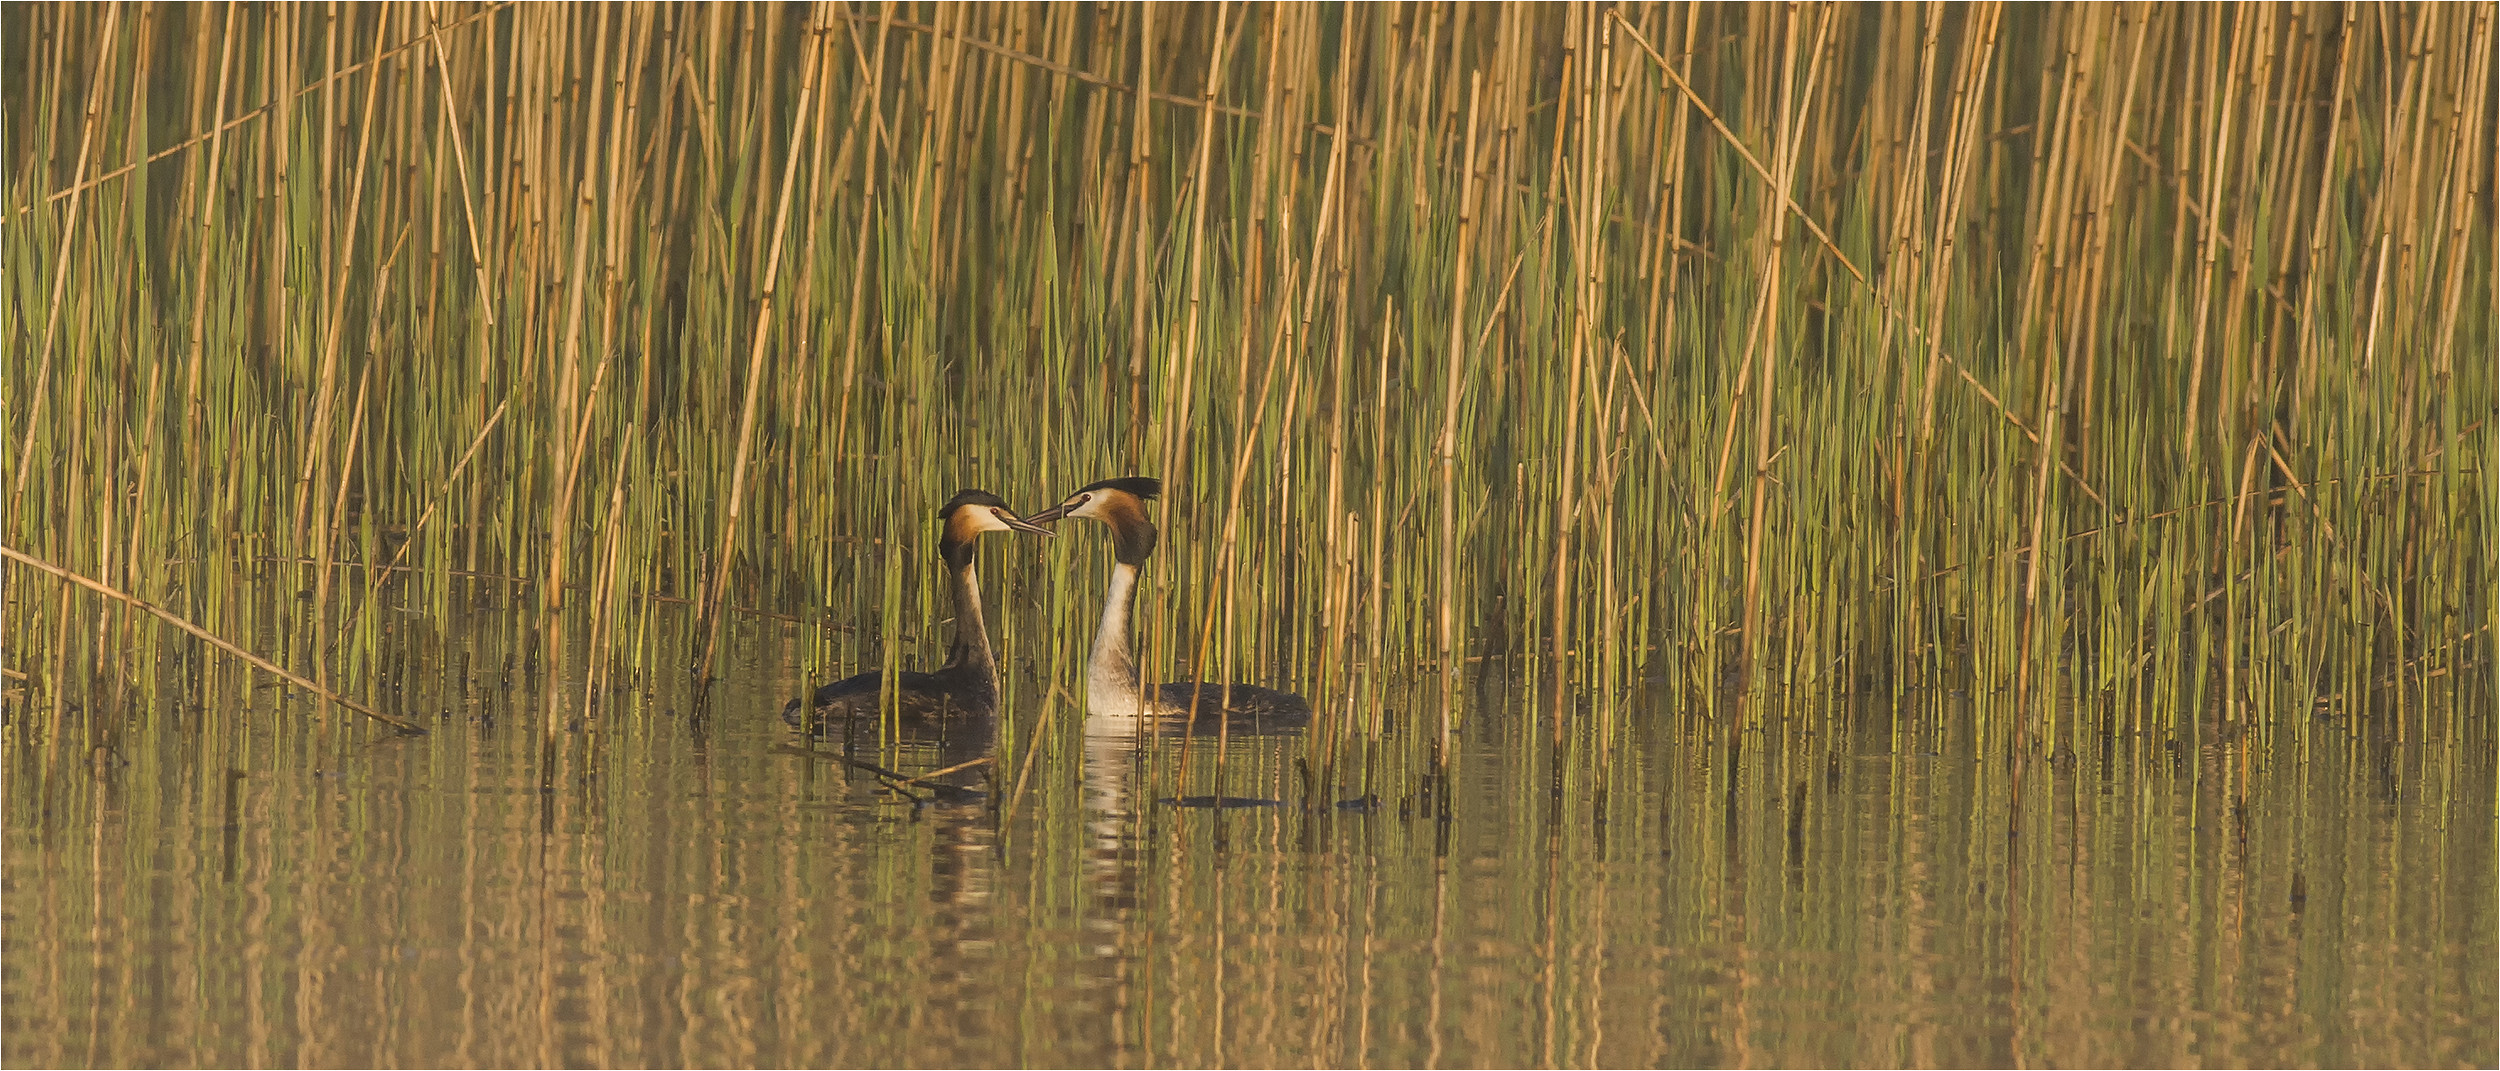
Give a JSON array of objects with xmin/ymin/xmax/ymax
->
[
  {"xmin": 781, "ymin": 489, "xmax": 1050, "ymax": 731},
  {"xmin": 1024, "ymin": 477, "xmax": 1310, "ymax": 734}
]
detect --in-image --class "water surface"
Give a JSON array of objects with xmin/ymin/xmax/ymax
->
[{"xmin": 4, "ymin": 609, "xmax": 2491, "ymax": 1068}]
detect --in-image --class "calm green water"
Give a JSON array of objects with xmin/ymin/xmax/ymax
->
[{"xmin": 4, "ymin": 605, "xmax": 2492, "ymax": 1069}]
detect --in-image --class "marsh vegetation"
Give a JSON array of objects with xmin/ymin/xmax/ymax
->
[{"xmin": 2, "ymin": 3, "xmax": 2491, "ymax": 1065}]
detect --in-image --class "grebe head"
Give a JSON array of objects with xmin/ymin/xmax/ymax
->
[
  {"xmin": 937, "ymin": 489, "xmax": 1054, "ymax": 570},
  {"xmin": 1023, "ymin": 477, "xmax": 1160, "ymax": 565}
]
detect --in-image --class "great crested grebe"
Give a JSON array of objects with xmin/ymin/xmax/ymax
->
[
  {"xmin": 781, "ymin": 489, "xmax": 1052, "ymax": 730},
  {"xmin": 1023, "ymin": 476, "xmax": 1311, "ymax": 733}
]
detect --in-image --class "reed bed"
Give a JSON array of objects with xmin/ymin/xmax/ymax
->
[{"xmin": 2, "ymin": 3, "xmax": 2489, "ymax": 787}]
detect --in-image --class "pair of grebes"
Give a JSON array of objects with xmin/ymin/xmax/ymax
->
[{"xmin": 779, "ymin": 477, "xmax": 1309, "ymax": 733}]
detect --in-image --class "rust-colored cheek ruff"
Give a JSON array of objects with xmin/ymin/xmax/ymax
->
[{"xmin": 1102, "ymin": 496, "xmax": 1159, "ymax": 566}]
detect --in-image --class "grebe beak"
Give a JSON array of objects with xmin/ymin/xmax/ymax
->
[
  {"xmin": 1003, "ymin": 510, "xmax": 1058, "ymax": 536},
  {"xmin": 1019, "ymin": 503, "xmax": 1071, "ymax": 527}
]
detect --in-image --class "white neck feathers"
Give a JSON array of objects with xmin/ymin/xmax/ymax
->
[
  {"xmin": 950, "ymin": 560, "xmax": 995, "ymax": 676},
  {"xmin": 1086, "ymin": 562, "xmax": 1143, "ymax": 723}
]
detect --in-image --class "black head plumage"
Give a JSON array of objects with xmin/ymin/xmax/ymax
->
[{"xmin": 1071, "ymin": 476, "xmax": 1161, "ymax": 501}]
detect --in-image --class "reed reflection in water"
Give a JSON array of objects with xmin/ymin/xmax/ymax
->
[{"xmin": 2, "ymin": 610, "xmax": 2489, "ymax": 1069}]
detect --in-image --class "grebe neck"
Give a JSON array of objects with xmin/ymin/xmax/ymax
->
[
  {"xmin": 945, "ymin": 559, "xmax": 996, "ymax": 679},
  {"xmin": 1086, "ymin": 562, "xmax": 1143, "ymax": 722}
]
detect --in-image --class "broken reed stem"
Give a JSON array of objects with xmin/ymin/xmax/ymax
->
[
  {"xmin": 9, "ymin": 3, "xmax": 122, "ymax": 517},
  {"xmin": 0, "ymin": 545, "xmax": 426, "ymax": 734},
  {"xmin": 1738, "ymin": 7, "xmax": 1828, "ymax": 682},
  {"xmin": 698, "ymin": 12, "xmax": 827, "ymax": 683},
  {"xmin": 1436, "ymin": 71, "xmax": 1482, "ymax": 766},
  {"xmin": 1549, "ymin": 9, "xmax": 1611, "ymax": 736},
  {"xmin": 419, "ymin": 0, "xmax": 496, "ymax": 328},
  {"xmin": 1613, "ymin": 9, "xmax": 2104, "ymax": 506}
]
